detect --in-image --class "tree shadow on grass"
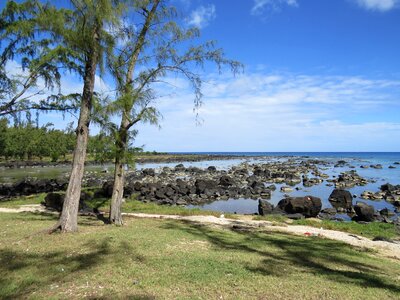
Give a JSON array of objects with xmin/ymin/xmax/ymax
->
[
  {"xmin": 0, "ymin": 236, "xmax": 146, "ymax": 299},
  {"xmin": 161, "ymin": 220, "xmax": 400, "ymax": 294}
]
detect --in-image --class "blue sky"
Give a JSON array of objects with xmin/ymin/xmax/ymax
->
[{"xmin": 5, "ymin": 0, "xmax": 400, "ymax": 151}]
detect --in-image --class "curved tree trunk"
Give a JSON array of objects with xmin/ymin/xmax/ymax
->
[
  {"xmin": 109, "ymin": 122, "xmax": 128, "ymax": 225},
  {"xmin": 109, "ymin": 0, "xmax": 160, "ymax": 225},
  {"xmin": 56, "ymin": 52, "xmax": 97, "ymax": 233}
]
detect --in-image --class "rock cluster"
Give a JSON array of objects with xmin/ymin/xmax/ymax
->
[{"xmin": 0, "ymin": 178, "xmax": 68, "ymax": 197}]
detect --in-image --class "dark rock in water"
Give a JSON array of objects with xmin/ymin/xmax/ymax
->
[
  {"xmin": 328, "ymin": 189, "xmax": 353, "ymax": 210},
  {"xmin": 258, "ymin": 199, "xmax": 274, "ymax": 216},
  {"xmin": 379, "ymin": 208, "xmax": 395, "ymax": 217},
  {"xmin": 174, "ymin": 164, "xmax": 185, "ymax": 171},
  {"xmin": 195, "ymin": 179, "xmax": 218, "ymax": 195},
  {"xmin": 353, "ymin": 202, "xmax": 375, "ymax": 222},
  {"xmin": 207, "ymin": 166, "xmax": 217, "ymax": 172},
  {"xmin": 380, "ymin": 183, "xmax": 400, "ymax": 193},
  {"xmin": 142, "ymin": 168, "xmax": 155, "ymax": 176},
  {"xmin": 277, "ymin": 196, "xmax": 322, "ymax": 218},
  {"xmin": 321, "ymin": 207, "xmax": 337, "ymax": 215},
  {"xmin": 219, "ymin": 175, "xmax": 234, "ymax": 187},
  {"xmin": 388, "ymin": 166, "xmax": 396, "ymax": 169},
  {"xmin": 370, "ymin": 164, "xmax": 383, "ymax": 169},
  {"xmin": 334, "ymin": 160, "xmax": 347, "ymax": 167},
  {"xmin": 253, "ymin": 167, "xmax": 265, "ymax": 177}
]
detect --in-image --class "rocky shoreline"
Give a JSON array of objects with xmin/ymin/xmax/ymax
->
[
  {"xmin": 2, "ymin": 157, "xmax": 399, "ymax": 224},
  {"xmin": 0, "ymin": 153, "xmax": 263, "ymax": 169}
]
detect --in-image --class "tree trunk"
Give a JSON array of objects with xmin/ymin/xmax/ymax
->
[
  {"xmin": 109, "ymin": 123, "xmax": 128, "ymax": 225},
  {"xmin": 56, "ymin": 53, "xmax": 97, "ymax": 233},
  {"xmin": 109, "ymin": 0, "xmax": 160, "ymax": 225}
]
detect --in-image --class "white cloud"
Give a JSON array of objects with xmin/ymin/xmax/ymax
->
[
  {"xmin": 187, "ymin": 4, "xmax": 216, "ymax": 29},
  {"xmin": 354, "ymin": 0, "xmax": 399, "ymax": 11},
  {"xmin": 251, "ymin": 0, "xmax": 298, "ymax": 15},
  {"xmin": 133, "ymin": 71, "xmax": 400, "ymax": 152}
]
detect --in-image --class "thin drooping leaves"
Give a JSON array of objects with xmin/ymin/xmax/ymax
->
[
  {"xmin": 106, "ymin": 0, "xmax": 242, "ymax": 225},
  {"xmin": 0, "ymin": 1, "xmax": 79, "ymax": 118}
]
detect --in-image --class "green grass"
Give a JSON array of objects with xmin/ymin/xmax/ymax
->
[
  {"xmin": 294, "ymin": 218, "xmax": 400, "ymax": 240},
  {"xmin": 0, "ymin": 194, "xmax": 237, "ymax": 218},
  {"xmin": 0, "ymin": 193, "xmax": 46, "ymax": 208},
  {"xmin": 0, "ymin": 212, "xmax": 399, "ymax": 299},
  {"xmin": 254, "ymin": 215, "xmax": 400, "ymax": 240},
  {"xmin": 2, "ymin": 195, "xmax": 399, "ymax": 240}
]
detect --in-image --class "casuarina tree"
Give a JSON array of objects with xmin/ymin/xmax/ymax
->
[{"xmin": 106, "ymin": 0, "xmax": 242, "ymax": 225}]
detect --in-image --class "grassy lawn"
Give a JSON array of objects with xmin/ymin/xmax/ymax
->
[
  {"xmin": 255, "ymin": 215, "xmax": 400, "ymax": 240},
  {"xmin": 1, "ymin": 194, "xmax": 400, "ymax": 240},
  {"xmin": 0, "ymin": 193, "xmax": 46, "ymax": 208},
  {"xmin": 0, "ymin": 212, "xmax": 399, "ymax": 299}
]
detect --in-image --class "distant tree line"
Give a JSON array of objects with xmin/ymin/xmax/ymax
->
[
  {"xmin": 0, "ymin": 119, "xmax": 135, "ymax": 162},
  {"xmin": 1, "ymin": 0, "xmax": 240, "ymax": 231}
]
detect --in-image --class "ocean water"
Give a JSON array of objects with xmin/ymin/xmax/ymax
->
[
  {"xmin": 1, "ymin": 152, "xmax": 399, "ymax": 217},
  {"xmin": 176, "ymin": 152, "xmax": 400, "ymax": 216}
]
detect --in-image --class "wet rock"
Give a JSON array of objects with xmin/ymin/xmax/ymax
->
[
  {"xmin": 207, "ymin": 166, "xmax": 217, "ymax": 172},
  {"xmin": 353, "ymin": 202, "xmax": 375, "ymax": 222},
  {"xmin": 258, "ymin": 199, "xmax": 274, "ymax": 215},
  {"xmin": 174, "ymin": 164, "xmax": 185, "ymax": 171},
  {"xmin": 381, "ymin": 183, "xmax": 400, "ymax": 193},
  {"xmin": 328, "ymin": 189, "xmax": 353, "ymax": 210},
  {"xmin": 219, "ymin": 175, "xmax": 234, "ymax": 187},
  {"xmin": 277, "ymin": 196, "xmax": 322, "ymax": 218},
  {"xmin": 321, "ymin": 207, "xmax": 337, "ymax": 215},
  {"xmin": 379, "ymin": 208, "xmax": 395, "ymax": 217},
  {"xmin": 142, "ymin": 168, "xmax": 155, "ymax": 177},
  {"xmin": 370, "ymin": 164, "xmax": 383, "ymax": 169},
  {"xmin": 195, "ymin": 179, "xmax": 218, "ymax": 195},
  {"xmin": 280, "ymin": 186, "xmax": 293, "ymax": 193}
]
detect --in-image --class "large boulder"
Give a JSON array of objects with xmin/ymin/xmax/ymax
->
[
  {"xmin": 219, "ymin": 175, "xmax": 234, "ymax": 187},
  {"xmin": 44, "ymin": 192, "xmax": 65, "ymax": 211},
  {"xmin": 328, "ymin": 189, "xmax": 353, "ymax": 210},
  {"xmin": 354, "ymin": 202, "xmax": 375, "ymax": 222},
  {"xmin": 101, "ymin": 181, "xmax": 114, "ymax": 197},
  {"xmin": 195, "ymin": 179, "xmax": 218, "ymax": 195},
  {"xmin": 142, "ymin": 168, "xmax": 155, "ymax": 177},
  {"xmin": 258, "ymin": 199, "xmax": 274, "ymax": 216},
  {"xmin": 207, "ymin": 166, "xmax": 217, "ymax": 172},
  {"xmin": 4, "ymin": 178, "xmax": 68, "ymax": 196},
  {"xmin": 43, "ymin": 192, "xmax": 90, "ymax": 212},
  {"xmin": 277, "ymin": 196, "xmax": 322, "ymax": 218}
]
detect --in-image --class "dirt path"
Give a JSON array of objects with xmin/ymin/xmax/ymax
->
[
  {"xmin": 124, "ymin": 212, "xmax": 400, "ymax": 260},
  {"xmin": 0, "ymin": 205, "xmax": 399, "ymax": 260}
]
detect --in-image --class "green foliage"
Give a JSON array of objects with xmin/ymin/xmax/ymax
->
[
  {"xmin": 0, "ymin": 0, "xmax": 79, "ymax": 117},
  {"xmin": 87, "ymin": 133, "xmax": 116, "ymax": 163},
  {"xmin": 0, "ymin": 120, "xmax": 75, "ymax": 160}
]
